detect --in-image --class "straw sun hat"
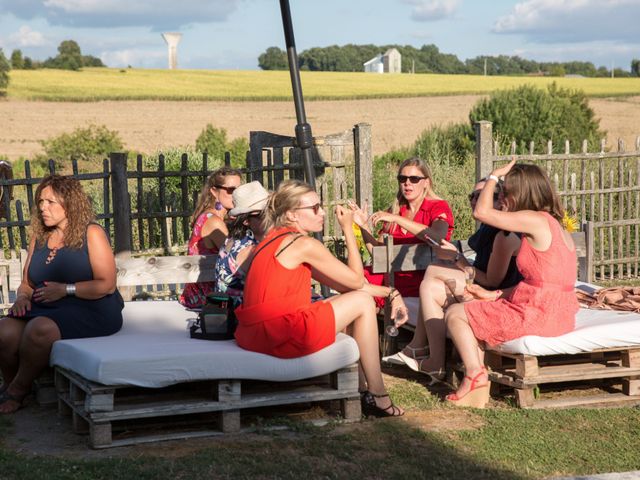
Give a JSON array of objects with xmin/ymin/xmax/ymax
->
[{"xmin": 228, "ymin": 181, "xmax": 270, "ymax": 216}]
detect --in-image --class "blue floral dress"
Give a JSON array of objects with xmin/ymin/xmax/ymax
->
[{"xmin": 214, "ymin": 230, "xmax": 258, "ymax": 307}]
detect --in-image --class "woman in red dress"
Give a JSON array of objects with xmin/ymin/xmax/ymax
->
[
  {"xmin": 235, "ymin": 180, "xmax": 404, "ymax": 417},
  {"xmin": 351, "ymin": 157, "xmax": 454, "ymax": 365},
  {"xmin": 444, "ymin": 160, "xmax": 579, "ymax": 408}
]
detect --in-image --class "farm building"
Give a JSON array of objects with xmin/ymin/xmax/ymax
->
[{"xmin": 363, "ymin": 48, "xmax": 401, "ymax": 73}]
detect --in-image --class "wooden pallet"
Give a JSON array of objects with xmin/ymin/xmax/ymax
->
[
  {"xmin": 54, "ymin": 365, "xmax": 361, "ymax": 448},
  {"xmin": 485, "ymin": 346, "xmax": 640, "ymax": 408}
]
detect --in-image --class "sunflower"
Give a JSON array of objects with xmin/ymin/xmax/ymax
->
[{"xmin": 562, "ymin": 211, "xmax": 580, "ymax": 233}]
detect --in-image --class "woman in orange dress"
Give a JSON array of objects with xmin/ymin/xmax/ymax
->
[
  {"xmin": 235, "ymin": 180, "xmax": 404, "ymax": 417},
  {"xmin": 444, "ymin": 160, "xmax": 579, "ymax": 408}
]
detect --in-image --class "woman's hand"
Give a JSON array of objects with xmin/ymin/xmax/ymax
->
[
  {"xmin": 8, "ymin": 294, "xmax": 31, "ymax": 317},
  {"xmin": 346, "ymin": 199, "xmax": 369, "ymax": 228},
  {"xmin": 491, "ymin": 157, "xmax": 517, "ymax": 179},
  {"xmin": 335, "ymin": 205, "xmax": 355, "ymax": 230},
  {"xmin": 32, "ymin": 281, "xmax": 67, "ymax": 303},
  {"xmin": 390, "ymin": 293, "xmax": 409, "ymax": 327},
  {"xmin": 370, "ymin": 211, "xmax": 399, "ymax": 226},
  {"xmin": 465, "ymin": 283, "xmax": 500, "ymax": 301},
  {"xmin": 436, "ymin": 239, "xmax": 460, "ymax": 261}
]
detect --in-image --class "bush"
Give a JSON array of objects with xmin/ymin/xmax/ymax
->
[
  {"xmin": 413, "ymin": 123, "xmax": 474, "ymax": 167},
  {"xmin": 195, "ymin": 124, "xmax": 248, "ymax": 168},
  {"xmin": 469, "ymin": 83, "xmax": 605, "ymax": 153},
  {"xmin": 0, "ymin": 48, "xmax": 10, "ymax": 92},
  {"xmin": 40, "ymin": 124, "xmax": 123, "ymax": 163}
]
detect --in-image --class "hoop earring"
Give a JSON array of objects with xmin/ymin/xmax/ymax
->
[{"xmin": 215, "ymin": 201, "xmax": 223, "ymax": 211}]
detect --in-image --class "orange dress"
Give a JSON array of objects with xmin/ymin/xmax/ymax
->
[
  {"xmin": 234, "ymin": 227, "xmax": 336, "ymax": 358},
  {"xmin": 464, "ymin": 212, "xmax": 579, "ymax": 346}
]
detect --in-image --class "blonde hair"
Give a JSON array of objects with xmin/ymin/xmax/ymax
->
[
  {"xmin": 390, "ymin": 157, "xmax": 437, "ymax": 215},
  {"xmin": 191, "ymin": 166, "xmax": 242, "ymax": 228},
  {"xmin": 261, "ymin": 180, "xmax": 315, "ymax": 232},
  {"xmin": 31, "ymin": 175, "xmax": 95, "ymax": 249},
  {"xmin": 503, "ymin": 164, "xmax": 564, "ymax": 223}
]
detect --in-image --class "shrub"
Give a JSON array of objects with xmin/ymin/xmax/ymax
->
[
  {"xmin": 413, "ymin": 123, "xmax": 474, "ymax": 167},
  {"xmin": 0, "ymin": 48, "xmax": 10, "ymax": 92},
  {"xmin": 195, "ymin": 124, "xmax": 248, "ymax": 168},
  {"xmin": 469, "ymin": 83, "xmax": 605, "ymax": 153},
  {"xmin": 40, "ymin": 124, "xmax": 123, "ymax": 163}
]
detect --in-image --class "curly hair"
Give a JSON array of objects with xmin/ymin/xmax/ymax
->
[
  {"xmin": 190, "ymin": 166, "xmax": 242, "ymax": 228},
  {"xmin": 30, "ymin": 175, "xmax": 95, "ymax": 249}
]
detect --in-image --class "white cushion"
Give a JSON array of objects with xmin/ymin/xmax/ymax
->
[{"xmin": 50, "ymin": 301, "xmax": 360, "ymax": 388}]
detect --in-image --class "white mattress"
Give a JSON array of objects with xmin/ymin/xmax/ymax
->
[
  {"xmin": 50, "ymin": 301, "xmax": 360, "ymax": 388},
  {"xmin": 401, "ymin": 283, "xmax": 640, "ymax": 356}
]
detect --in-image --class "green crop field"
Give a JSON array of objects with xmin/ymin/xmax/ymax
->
[{"xmin": 7, "ymin": 68, "xmax": 640, "ymax": 101}]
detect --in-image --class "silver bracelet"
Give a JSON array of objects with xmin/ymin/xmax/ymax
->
[
  {"xmin": 488, "ymin": 174, "xmax": 500, "ymax": 183},
  {"xmin": 66, "ymin": 284, "xmax": 76, "ymax": 296}
]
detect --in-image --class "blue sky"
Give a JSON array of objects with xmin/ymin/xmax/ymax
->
[{"xmin": 0, "ymin": 0, "xmax": 638, "ymax": 71}]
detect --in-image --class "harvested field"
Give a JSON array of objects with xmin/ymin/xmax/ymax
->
[{"xmin": 1, "ymin": 95, "xmax": 639, "ymax": 161}]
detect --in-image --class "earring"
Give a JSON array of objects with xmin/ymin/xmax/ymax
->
[{"xmin": 215, "ymin": 201, "xmax": 223, "ymax": 211}]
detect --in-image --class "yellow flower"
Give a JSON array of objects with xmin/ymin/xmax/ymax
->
[
  {"xmin": 352, "ymin": 223, "xmax": 370, "ymax": 262},
  {"xmin": 562, "ymin": 211, "xmax": 579, "ymax": 233}
]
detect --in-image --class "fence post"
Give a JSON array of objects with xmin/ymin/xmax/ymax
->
[
  {"xmin": 248, "ymin": 132, "xmax": 264, "ymax": 183},
  {"xmin": 354, "ymin": 123, "xmax": 373, "ymax": 211},
  {"xmin": 110, "ymin": 152, "xmax": 132, "ymax": 255},
  {"xmin": 475, "ymin": 121, "xmax": 493, "ymax": 182}
]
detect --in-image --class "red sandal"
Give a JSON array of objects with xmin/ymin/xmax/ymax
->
[{"xmin": 446, "ymin": 367, "xmax": 490, "ymax": 408}]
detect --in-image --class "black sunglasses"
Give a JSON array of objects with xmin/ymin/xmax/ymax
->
[
  {"xmin": 215, "ymin": 185, "xmax": 237, "ymax": 194},
  {"xmin": 397, "ymin": 175, "xmax": 426, "ymax": 184},
  {"xmin": 295, "ymin": 203, "xmax": 322, "ymax": 214},
  {"xmin": 468, "ymin": 191, "xmax": 500, "ymax": 201}
]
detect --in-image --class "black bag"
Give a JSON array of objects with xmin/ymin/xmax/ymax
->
[{"xmin": 189, "ymin": 292, "xmax": 237, "ymax": 340}]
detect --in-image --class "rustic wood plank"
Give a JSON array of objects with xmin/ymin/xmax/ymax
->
[
  {"xmin": 115, "ymin": 255, "xmax": 217, "ymax": 286},
  {"xmin": 515, "ymin": 388, "xmax": 535, "ymax": 408}
]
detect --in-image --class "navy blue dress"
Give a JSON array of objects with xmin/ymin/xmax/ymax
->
[
  {"xmin": 467, "ymin": 224, "xmax": 523, "ymax": 290},
  {"xmin": 19, "ymin": 227, "xmax": 124, "ymax": 339}
]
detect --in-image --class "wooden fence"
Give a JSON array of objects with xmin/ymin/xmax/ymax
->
[
  {"xmin": 0, "ymin": 123, "xmax": 372, "ymax": 258},
  {"xmin": 476, "ymin": 121, "xmax": 640, "ymax": 282}
]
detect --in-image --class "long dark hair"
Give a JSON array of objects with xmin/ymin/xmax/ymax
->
[{"xmin": 191, "ymin": 166, "xmax": 242, "ymax": 228}]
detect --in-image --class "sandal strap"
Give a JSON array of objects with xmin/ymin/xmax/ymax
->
[{"xmin": 368, "ymin": 391, "xmax": 390, "ymax": 399}]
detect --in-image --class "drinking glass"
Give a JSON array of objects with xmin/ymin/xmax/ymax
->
[
  {"xmin": 464, "ymin": 266, "xmax": 475, "ymax": 287},
  {"xmin": 385, "ymin": 304, "xmax": 407, "ymax": 337}
]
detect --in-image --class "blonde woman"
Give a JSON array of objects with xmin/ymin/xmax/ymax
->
[
  {"xmin": 235, "ymin": 180, "xmax": 404, "ymax": 417},
  {"xmin": 180, "ymin": 166, "xmax": 242, "ymax": 309}
]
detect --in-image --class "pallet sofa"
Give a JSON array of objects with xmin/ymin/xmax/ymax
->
[
  {"xmin": 371, "ymin": 224, "xmax": 640, "ymax": 408},
  {"xmin": 5, "ymin": 254, "xmax": 361, "ymax": 448}
]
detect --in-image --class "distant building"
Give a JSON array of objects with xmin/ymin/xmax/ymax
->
[{"xmin": 363, "ymin": 48, "xmax": 401, "ymax": 74}]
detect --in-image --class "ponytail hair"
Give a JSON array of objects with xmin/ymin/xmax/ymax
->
[{"xmin": 261, "ymin": 180, "xmax": 315, "ymax": 232}]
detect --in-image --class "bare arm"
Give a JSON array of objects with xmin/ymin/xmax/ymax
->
[
  {"xmin": 371, "ymin": 212, "xmax": 450, "ymax": 244},
  {"xmin": 475, "ymin": 232, "xmax": 521, "ymax": 288},
  {"xmin": 200, "ymin": 215, "xmax": 228, "ymax": 250}
]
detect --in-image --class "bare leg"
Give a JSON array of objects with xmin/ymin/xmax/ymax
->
[
  {"xmin": 444, "ymin": 303, "xmax": 487, "ymax": 397},
  {"xmin": 0, "ymin": 316, "xmax": 61, "ymax": 414},
  {"xmin": 0, "ymin": 316, "xmax": 26, "ymax": 388},
  {"xmin": 328, "ymin": 291, "xmax": 403, "ymax": 415}
]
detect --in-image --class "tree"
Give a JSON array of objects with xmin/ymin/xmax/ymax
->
[
  {"xmin": 631, "ymin": 59, "xmax": 640, "ymax": 77},
  {"xmin": 0, "ymin": 49, "xmax": 10, "ymax": 93},
  {"xmin": 10, "ymin": 49, "xmax": 24, "ymax": 69},
  {"xmin": 258, "ymin": 47, "xmax": 288, "ymax": 70},
  {"xmin": 40, "ymin": 124, "xmax": 123, "ymax": 162},
  {"xmin": 43, "ymin": 40, "xmax": 83, "ymax": 70},
  {"xmin": 23, "ymin": 57, "xmax": 33, "ymax": 69}
]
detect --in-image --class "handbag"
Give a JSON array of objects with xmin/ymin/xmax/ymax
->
[{"xmin": 190, "ymin": 292, "xmax": 237, "ymax": 340}]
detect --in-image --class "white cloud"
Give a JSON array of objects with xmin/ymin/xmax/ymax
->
[
  {"xmin": 403, "ymin": 0, "xmax": 459, "ymax": 21},
  {"xmin": 0, "ymin": 0, "xmax": 243, "ymax": 30},
  {"xmin": 8, "ymin": 26, "xmax": 49, "ymax": 47},
  {"xmin": 513, "ymin": 41, "xmax": 640, "ymax": 68},
  {"xmin": 100, "ymin": 48, "xmax": 165, "ymax": 68},
  {"xmin": 493, "ymin": 0, "xmax": 640, "ymax": 43}
]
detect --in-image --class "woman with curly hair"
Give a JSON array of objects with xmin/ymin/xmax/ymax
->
[
  {"xmin": 180, "ymin": 166, "xmax": 242, "ymax": 309},
  {"xmin": 0, "ymin": 175, "xmax": 123, "ymax": 414}
]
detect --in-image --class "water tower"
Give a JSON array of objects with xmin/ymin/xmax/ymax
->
[{"xmin": 161, "ymin": 32, "xmax": 182, "ymax": 69}]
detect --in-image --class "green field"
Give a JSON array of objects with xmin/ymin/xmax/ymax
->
[{"xmin": 7, "ymin": 68, "xmax": 640, "ymax": 101}]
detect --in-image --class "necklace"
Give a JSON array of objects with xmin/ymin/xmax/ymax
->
[{"xmin": 46, "ymin": 245, "xmax": 60, "ymax": 264}]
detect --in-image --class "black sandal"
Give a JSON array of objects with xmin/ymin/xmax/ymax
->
[
  {"xmin": 0, "ymin": 389, "xmax": 28, "ymax": 414},
  {"xmin": 361, "ymin": 391, "xmax": 404, "ymax": 418}
]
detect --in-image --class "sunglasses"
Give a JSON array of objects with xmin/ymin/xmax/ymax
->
[
  {"xmin": 397, "ymin": 175, "xmax": 426, "ymax": 184},
  {"xmin": 295, "ymin": 203, "xmax": 322, "ymax": 214},
  {"xmin": 215, "ymin": 185, "xmax": 237, "ymax": 194},
  {"xmin": 468, "ymin": 191, "xmax": 500, "ymax": 201},
  {"xmin": 248, "ymin": 211, "xmax": 262, "ymax": 218}
]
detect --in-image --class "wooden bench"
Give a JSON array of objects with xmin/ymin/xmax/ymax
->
[
  {"xmin": 2, "ymin": 253, "xmax": 361, "ymax": 448},
  {"xmin": 371, "ymin": 224, "xmax": 640, "ymax": 408}
]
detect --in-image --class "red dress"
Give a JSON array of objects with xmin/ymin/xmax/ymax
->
[
  {"xmin": 464, "ymin": 212, "xmax": 579, "ymax": 346},
  {"xmin": 234, "ymin": 227, "xmax": 336, "ymax": 358},
  {"xmin": 364, "ymin": 197, "xmax": 454, "ymax": 305}
]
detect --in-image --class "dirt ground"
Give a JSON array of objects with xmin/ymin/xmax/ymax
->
[{"xmin": 2, "ymin": 95, "xmax": 639, "ymax": 161}]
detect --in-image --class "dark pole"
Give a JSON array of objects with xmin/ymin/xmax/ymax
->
[{"xmin": 279, "ymin": 0, "xmax": 316, "ymax": 189}]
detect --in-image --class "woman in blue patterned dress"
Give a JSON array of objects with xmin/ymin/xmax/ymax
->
[{"xmin": 214, "ymin": 182, "xmax": 270, "ymax": 306}]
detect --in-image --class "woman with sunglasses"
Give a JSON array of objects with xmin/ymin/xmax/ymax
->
[
  {"xmin": 180, "ymin": 166, "xmax": 242, "ymax": 309},
  {"xmin": 350, "ymin": 157, "xmax": 454, "ymax": 357},
  {"xmin": 385, "ymin": 178, "xmax": 523, "ymax": 382},
  {"xmin": 235, "ymin": 180, "xmax": 404, "ymax": 418}
]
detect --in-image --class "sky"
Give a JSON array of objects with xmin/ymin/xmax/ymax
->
[{"xmin": 0, "ymin": 0, "xmax": 638, "ymax": 71}]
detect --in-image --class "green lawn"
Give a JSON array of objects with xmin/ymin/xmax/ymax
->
[{"xmin": 7, "ymin": 68, "xmax": 640, "ymax": 101}]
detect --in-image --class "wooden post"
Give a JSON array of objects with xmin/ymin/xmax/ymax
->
[
  {"xmin": 585, "ymin": 221, "xmax": 595, "ymax": 283},
  {"xmin": 354, "ymin": 123, "xmax": 373, "ymax": 210},
  {"xmin": 248, "ymin": 132, "xmax": 265, "ymax": 183},
  {"xmin": 110, "ymin": 153, "xmax": 132, "ymax": 255},
  {"xmin": 475, "ymin": 121, "xmax": 493, "ymax": 182}
]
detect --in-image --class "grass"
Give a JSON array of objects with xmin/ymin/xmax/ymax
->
[
  {"xmin": 1, "ymin": 374, "xmax": 640, "ymax": 479},
  {"xmin": 7, "ymin": 68, "xmax": 640, "ymax": 102}
]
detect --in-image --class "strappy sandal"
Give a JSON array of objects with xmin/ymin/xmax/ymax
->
[
  {"xmin": 361, "ymin": 391, "xmax": 404, "ymax": 418},
  {"xmin": 416, "ymin": 360, "xmax": 447, "ymax": 386},
  {"xmin": 0, "ymin": 389, "xmax": 28, "ymax": 414},
  {"xmin": 382, "ymin": 345, "xmax": 428, "ymax": 367},
  {"xmin": 445, "ymin": 367, "xmax": 490, "ymax": 409}
]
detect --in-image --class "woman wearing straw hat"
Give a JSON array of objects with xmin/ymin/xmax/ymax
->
[{"xmin": 214, "ymin": 181, "xmax": 270, "ymax": 306}]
